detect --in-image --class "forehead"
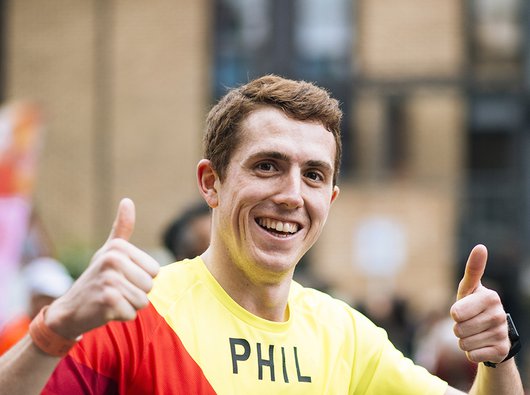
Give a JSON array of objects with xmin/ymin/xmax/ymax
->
[{"xmin": 234, "ymin": 107, "xmax": 336, "ymax": 163}]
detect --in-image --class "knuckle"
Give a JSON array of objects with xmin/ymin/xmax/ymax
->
[
  {"xmin": 116, "ymin": 304, "xmax": 138, "ymax": 322},
  {"xmin": 458, "ymin": 338, "xmax": 468, "ymax": 351},
  {"xmin": 138, "ymin": 278, "xmax": 153, "ymax": 294},
  {"xmin": 100, "ymin": 270, "xmax": 120, "ymax": 288},
  {"xmin": 466, "ymin": 350, "xmax": 479, "ymax": 363},
  {"xmin": 91, "ymin": 247, "xmax": 105, "ymax": 261},
  {"xmin": 450, "ymin": 306, "xmax": 461, "ymax": 322},
  {"xmin": 137, "ymin": 294, "xmax": 150, "ymax": 309},
  {"xmin": 105, "ymin": 308, "xmax": 135, "ymax": 323},
  {"xmin": 107, "ymin": 238, "xmax": 128, "ymax": 251},
  {"xmin": 484, "ymin": 289, "xmax": 501, "ymax": 304},
  {"xmin": 122, "ymin": 310, "xmax": 138, "ymax": 322},
  {"xmin": 130, "ymin": 272, "xmax": 152, "ymax": 294},
  {"xmin": 453, "ymin": 323, "xmax": 463, "ymax": 338},
  {"xmin": 493, "ymin": 343, "xmax": 510, "ymax": 361},
  {"xmin": 492, "ymin": 325, "xmax": 507, "ymax": 341},
  {"xmin": 453, "ymin": 324, "xmax": 464, "ymax": 339},
  {"xmin": 501, "ymin": 342, "xmax": 511, "ymax": 357},
  {"xmin": 150, "ymin": 262, "xmax": 161, "ymax": 277},
  {"xmin": 103, "ymin": 310, "xmax": 116, "ymax": 322},
  {"xmin": 490, "ymin": 311, "xmax": 506, "ymax": 327},
  {"xmin": 144, "ymin": 275, "xmax": 154, "ymax": 292},
  {"xmin": 100, "ymin": 251, "xmax": 125, "ymax": 271},
  {"xmin": 142, "ymin": 257, "xmax": 160, "ymax": 279},
  {"xmin": 100, "ymin": 287, "xmax": 119, "ymax": 306}
]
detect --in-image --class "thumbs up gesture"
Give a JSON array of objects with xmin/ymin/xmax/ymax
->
[
  {"xmin": 450, "ymin": 244, "xmax": 510, "ymax": 365},
  {"xmin": 44, "ymin": 198, "xmax": 160, "ymax": 340}
]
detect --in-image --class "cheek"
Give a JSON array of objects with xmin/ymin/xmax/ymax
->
[
  {"xmin": 307, "ymin": 194, "xmax": 332, "ymax": 227},
  {"xmin": 220, "ymin": 187, "xmax": 254, "ymax": 226},
  {"xmin": 228, "ymin": 182, "xmax": 265, "ymax": 207}
]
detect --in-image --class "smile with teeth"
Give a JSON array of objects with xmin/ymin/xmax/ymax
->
[{"xmin": 257, "ymin": 218, "xmax": 299, "ymax": 235}]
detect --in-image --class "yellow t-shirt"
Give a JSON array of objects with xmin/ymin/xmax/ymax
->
[{"xmin": 149, "ymin": 258, "xmax": 448, "ymax": 395}]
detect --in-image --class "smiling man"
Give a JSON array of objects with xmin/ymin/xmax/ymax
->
[{"xmin": 0, "ymin": 75, "xmax": 524, "ymax": 394}]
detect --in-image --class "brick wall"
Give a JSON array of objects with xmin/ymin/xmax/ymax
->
[{"xmin": 6, "ymin": 1, "xmax": 210, "ymax": 262}]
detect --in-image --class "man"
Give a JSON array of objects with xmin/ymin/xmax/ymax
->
[{"xmin": 0, "ymin": 75, "xmax": 524, "ymax": 394}]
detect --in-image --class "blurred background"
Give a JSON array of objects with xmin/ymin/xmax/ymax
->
[{"xmin": 1, "ymin": 0, "xmax": 529, "ymax": 390}]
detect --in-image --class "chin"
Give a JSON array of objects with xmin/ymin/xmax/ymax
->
[{"xmin": 251, "ymin": 251, "xmax": 299, "ymax": 276}]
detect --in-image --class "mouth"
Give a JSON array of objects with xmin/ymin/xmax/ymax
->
[{"xmin": 256, "ymin": 217, "xmax": 301, "ymax": 238}]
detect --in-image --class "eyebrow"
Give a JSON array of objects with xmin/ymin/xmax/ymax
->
[
  {"xmin": 306, "ymin": 160, "xmax": 333, "ymax": 173},
  {"xmin": 248, "ymin": 151, "xmax": 333, "ymax": 173},
  {"xmin": 250, "ymin": 151, "xmax": 288, "ymax": 162}
]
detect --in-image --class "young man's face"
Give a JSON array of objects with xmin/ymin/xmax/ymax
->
[{"xmin": 211, "ymin": 107, "xmax": 339, "ymax": 281}]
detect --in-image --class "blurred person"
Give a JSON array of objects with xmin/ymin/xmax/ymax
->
[
  {"xmin": 0, "ymin": 257, "xmax": 73, "ymax": 356},
  {"xmin": 414, "ymin": 311, "xmax": 477, "ymax": 392},
  {"xmin": 359, "ymin": 295, "xmax": 416, "ymax": 358},
  {"xmin": 162, "ymin": 201, "xmax": 211, "ymax": 261},
  {"xmin": 2, "ymin": 208, "xmax": 57, "ymax": 326},
  {"xmin": 0, "ymin": 75, "xmax": 524, "ymax": 394}
]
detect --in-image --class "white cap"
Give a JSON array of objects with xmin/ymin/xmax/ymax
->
[{"xmin": 23, "ymin": 257, "xmax": 73, "ymax": 298}]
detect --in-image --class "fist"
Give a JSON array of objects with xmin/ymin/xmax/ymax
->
[
  {"xmin": 450, "ymin": 245, "xmax": 510, "ymax": 364},
  {"xmin": 45, "ymin": 198, "xmax": 160, "ymax": 340}
]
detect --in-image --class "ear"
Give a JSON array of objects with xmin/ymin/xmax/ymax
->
[
  {"xmin": 197, "ymin": 159, "xmax": 219, "ymax": 208},
  {"xmin": 330, "ymin": 185, "xmax": 340, "ymax": 205}
]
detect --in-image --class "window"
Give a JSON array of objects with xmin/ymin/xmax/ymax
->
[
  {"xmin": 213, "ymin": 0, "xmax": 355, "ymax": 174},
  {"xmin": 469, "ymin": 0, "xmax": 523, "ymax": 82},
  {"xmin": 293, "ymin": 0, "xmax": 353, "ymax": 81}
]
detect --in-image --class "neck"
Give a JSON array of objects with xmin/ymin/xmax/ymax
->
[{"xmin": 201, "ymin": 247, "xmax": 293, "ymax": 322}]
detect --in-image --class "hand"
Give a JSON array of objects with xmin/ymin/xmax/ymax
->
[
  {"xmin": 44, "ymin": 198, "xmax": 160, "ymax": 340},
  {"xmin": 450, "ymin": 244, "xmax": 510, "ymax": 365}
]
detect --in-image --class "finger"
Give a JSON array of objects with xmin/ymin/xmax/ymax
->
[
  {"xmin": 457, "ymin": 244, "xmax": 488, "ymax": 301},
  {"xmin": 102, "ymin": 238, "xmax": 160, "ymax": 279},
  {"xmin": 451, "ymin": 288, "xmax": 501, "ymax": 322},
  {"xmin": 453, "ymin": 304, "xmax": 506, "ymax": 336},
  {"xmin": 96, "ymin": 267, "xmax": 149, "ymax": 321},
  {"xmin": 457, "ymin": 325, "xmax": 509, "ymax": 355},
  {"xmin": 95, "ymin": 249, "xmax": 156, "ymax": 293},
  {"xmin": 117, "ymin": 253, "xmax": 156, "ymax": 293},
  {"xmin": 101, "ymin": 287, "xmax": 140, "ymax": 322},
  {"xmin": 107, "ymin": 271, "xmax": 150, "ymax": 313},
  {"xmin": 108, "ymin": 198, "xmax": 136, "ymax": 241},
  {"xmin": 464, "ymin": 344, "xmax": 510, "ymax": 364}
]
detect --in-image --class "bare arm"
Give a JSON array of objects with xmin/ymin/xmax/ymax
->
[
  {"xmin": 0, "ymin": 335, "xmax": 61, "ymax": 395},
  {"xmin": 444, "ymin": 361, "xmax": 522, "ymax": 395},
  {"xmin": 467, "ymin": 360, "xmax": 523, "ymax": 395},
  {"xmin": 443, "ymin": 245, "xmax": 524, "ymax": 395},
  {"xmin": 0, "ymin": 198, "xmax": 159, "ymax": 395}
]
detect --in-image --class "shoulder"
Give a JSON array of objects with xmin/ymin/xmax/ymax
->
[
  {"xmin": 153, "ymin": 257, "xmax": 199, "ymax": 287},
  {"xmin": 148, "ymin": 257, "xmax": 202, "ymax": 313},
  {"xmin": 289, "ymin": 282, "xmax": 379, "ymax": 336}
]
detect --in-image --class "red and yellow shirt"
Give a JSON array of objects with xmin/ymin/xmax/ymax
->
[{"xmin": 43, "ymin": 257, "xmax": 447, "ymax": 394}]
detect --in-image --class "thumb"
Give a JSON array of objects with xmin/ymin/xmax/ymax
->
[
  {"xmin": 456, "ymin": 244, "xmax": 488, "ymax": 301},
  {"xmin": 107, "ymin": 198, "xmax": 135, "ymax": 241}
]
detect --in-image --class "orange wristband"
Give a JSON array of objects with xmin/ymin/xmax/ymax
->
[{"xmin": 29, "ymin": 306, "xmax": 79, "ymax": 357}]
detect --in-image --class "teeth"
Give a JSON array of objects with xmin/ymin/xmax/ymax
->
[{"xmin": 258, "ymin": 218, "xmax": 298, "ymax": 234}]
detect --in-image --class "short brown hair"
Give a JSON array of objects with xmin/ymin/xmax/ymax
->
[{"xmin": 204, "ymin": 75, "xmax": 343, "ymax": 185}]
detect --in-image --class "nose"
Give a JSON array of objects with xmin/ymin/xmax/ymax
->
[{"xmin": 272, "ymin": 170, "xmax": 304, "ymax": 209}]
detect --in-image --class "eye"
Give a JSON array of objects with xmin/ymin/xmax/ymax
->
[
  {"xmin": 305, "ymin": 170, "xmax": 324, "ymax": 182},
  {"xmin": 256, "ymin": 162, "xmax": 276, "ymax": 172}
]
